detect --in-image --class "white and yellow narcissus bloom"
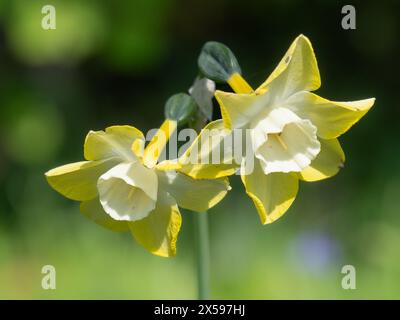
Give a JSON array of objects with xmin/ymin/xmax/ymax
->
[
  {"xmin": 45, "ymin": 120, "xmax": 230, "ymax": 257},
  {"xmin": 181, "ymin": 34, "xmax": 375, "ymax": 225}
]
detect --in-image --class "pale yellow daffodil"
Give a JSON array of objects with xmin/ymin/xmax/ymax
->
[
  {"xmin": 45, "ymin": 120, "xmax": 230, "ymax": 257},
  {"xmin": 179, "ymin": 34, "xmax": 375, "ymax": 225}
]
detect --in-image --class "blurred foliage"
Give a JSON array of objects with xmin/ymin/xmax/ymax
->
[
  {"xmin": 1, "ymin": 94, "xmax": 64, "ymax": 166},
  {"xmin": 5, "ymin": 0, "xmax": 105, "ymax": 65},
  {"xmin": 0, "ymin": 0, "xmax": 399, "ymax": 299}
]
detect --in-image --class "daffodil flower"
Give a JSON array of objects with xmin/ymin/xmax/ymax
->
[
  {"xmin": 181, "ymin": 35, "xmax": 375, "ymax": 225},
  {"xmin": 45, "ymin": 120, "xmax": 230, "ymax": 257}
]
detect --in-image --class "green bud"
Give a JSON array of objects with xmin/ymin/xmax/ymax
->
[
  {"xmin": 198, "ymin": 41, "xmax": 241, "ymax": 82},
  {"xmin": 164, "ymin": 93, "xmax": 197, "ymax": 126}
]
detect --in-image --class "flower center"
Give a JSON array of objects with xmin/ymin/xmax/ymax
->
[
  {"xmin": 271, "ymin": 133, "xmax": 288, "ymax": 151},
  {"xmin": 254, "ymin": 116, "xmax": 321, "ymax": 174},
  {"xmin": 97, "ymin": 162, "xmax": 158, "ymax": 221}
]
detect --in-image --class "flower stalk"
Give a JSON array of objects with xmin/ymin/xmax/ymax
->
[
  {"xmin": 194, "ymin": 212, "xmax": 210, "ymax": 300},
  {"xmin": 227, "ymin": 72, "xmax": 253, "ymax": 94}
]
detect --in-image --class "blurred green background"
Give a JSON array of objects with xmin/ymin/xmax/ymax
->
[{"xmin": 0, "ymin": 0, "xmax": 399, "ymax": 299}]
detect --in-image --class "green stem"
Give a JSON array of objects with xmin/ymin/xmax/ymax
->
[{"xmin": 194, "ymin": 212, "xmax": 210, "ymax": 300}]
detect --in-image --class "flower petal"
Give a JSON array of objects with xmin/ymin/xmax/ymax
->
[
  {"xmin": 214, "ymin": 35, "xmax": 320, "ymax": 129},
  {"xmin": 189, "ymin": 77, "xmax": 215, "ymax": 121},
  {"xmin": 155, "ymin": 159, "xmax": 182, "ymax": 171},
  {"xmin": 241, "ymin": 159, "xmax": 299, "ymax": 224},
  {"xmin": 287, "ymin": 91, "xmax": 375, "ymax": 139},
  {"xmin": 256, "ymin": 34, "xmax": 321, "ymax": 100},
  {"xmin": 157, "ymin": 170, "xmax": 230, "ymax": 212},
  {"xmin": 214, "ymin": 91, "xmax": 262, "ymax": 129},
  {"xmin": 84, "ymin": 125, "xmax": 144, "ymax": 161},
  {"xmin": 45, "ymin": 158, "xmax": 119, "ymax": 201},
  {"xmin": 80, "ymin": 197, "xmax": 129, "ymax": 232},
  {"xmin": 128, "ymin": 191, "xmax": 182, "ymax": 257},
  {"xmin": 298, "ymin": 138, "xmax": 345, "ymax": 182},
  {"xmin": 98, "ymin": 162, "xmax": 158, "ymax": 221},
  {"xmin": 178, "ymin": 120, "xmax": 239, "ymax": 179}
]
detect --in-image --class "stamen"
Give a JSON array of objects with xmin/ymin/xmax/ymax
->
[
  {"xmin": 275, "ymin": 133, "xmax": 288, "ymax": 150},
  {"xmin": 128, "ymin": 188, "xmax": 136, "ymax": 199},
  {"xmin": 294, "ymin": 122, "xmax": 310, "ymax": 138}
]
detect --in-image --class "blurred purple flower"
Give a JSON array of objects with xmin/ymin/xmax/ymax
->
[{"xmin": 288, "ymin": 230, "xmax": 342, "ymax": 274}]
